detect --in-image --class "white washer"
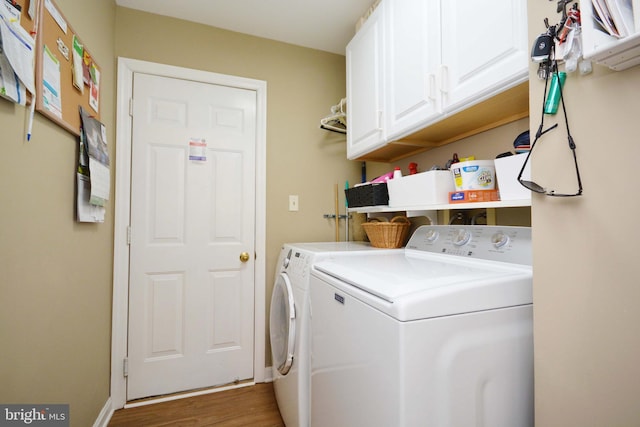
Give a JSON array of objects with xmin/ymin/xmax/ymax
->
[
  {"xmin": 310, "ymin": 225, "xmax": 534, "ymax": 427},
  {"xmin": 269, "ymin": 242, "xmax": 399, "ymax": 427}
]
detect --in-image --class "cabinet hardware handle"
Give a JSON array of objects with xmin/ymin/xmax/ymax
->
[
  {"xmin": 439, "ymin": 65, "xmax": 449, "ymax": 94},
  {"xmin": 428, "ymin": 73, "xmax": 436, "ymax": 100}
]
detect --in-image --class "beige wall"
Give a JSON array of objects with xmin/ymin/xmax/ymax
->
[
  {"xmin": 527, "ymin": 2, "xmax": 640, "ymax": 425},
  {"xmin": 114, "ymin": 7, "xmax": 363, "ymax": 368},
  {"xmin": 0, "ymin": 1, "xmax": 115, "ymax": 426}
]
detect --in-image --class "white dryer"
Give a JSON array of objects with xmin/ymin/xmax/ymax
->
[
  {"xmin": 310, "ymin": 225, "xmax": 534, "ymax": 427},
  {"xmin": 269, "ymin": 242, "xmax": 399, "ymax": 427}
]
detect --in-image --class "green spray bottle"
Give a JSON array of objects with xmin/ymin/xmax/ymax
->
[{"xmin": 544, "ymin": 71, "xmax": 567, "ymax": 115}]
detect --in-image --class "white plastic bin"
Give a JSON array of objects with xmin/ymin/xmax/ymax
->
[
  {"xmin": 494, "ymin": 153, "xmax": 531, "ymax": 201},
  {"xmin": 387, "ymin": 171, "xmax": 454, "ymax": 207}
]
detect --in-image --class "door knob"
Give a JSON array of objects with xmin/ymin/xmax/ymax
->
[{"xmin": 239, "ymin": 252, "xmax": 250, "ymax": 262}]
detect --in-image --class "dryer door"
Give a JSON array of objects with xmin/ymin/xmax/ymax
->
[{"xmin": 270, "ymin": 272, "xmax": 296, "ymax": 375}]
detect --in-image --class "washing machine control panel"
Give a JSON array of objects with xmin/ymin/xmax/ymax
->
[
  {"xmin": 284, "ymin": 250, "xmax": 312, "ymax": 283},
  {"xmin": 406, "ymin": 225, "xmax": 531, "ymax": 266}
]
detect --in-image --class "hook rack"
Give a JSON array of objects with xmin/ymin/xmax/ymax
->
[{"xmin": 323, "ymin": 214, "xmax": 351, "ymax": 220}]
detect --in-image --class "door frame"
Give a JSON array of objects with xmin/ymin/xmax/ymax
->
[{"xmin": 111, "ymin": 57, "xmax": 267, "ymax": 409}]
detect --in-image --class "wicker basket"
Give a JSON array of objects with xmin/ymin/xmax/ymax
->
[{"xmin": 361, "ymin": 216, "xmax": 411, "ymax": 248}]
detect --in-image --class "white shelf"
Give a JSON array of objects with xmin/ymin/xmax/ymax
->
[
  {"xmin": 582, "ymin": 0, "xmax": 640, "ymax": 71},
  {"xmin": 348, "ymin": 199, "xmax": 531, "ymax": 214}
]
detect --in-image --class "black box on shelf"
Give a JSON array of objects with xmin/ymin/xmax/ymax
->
[{"xmin": 345, "ymin": 183, "xmax": 389, "ymax": 208}]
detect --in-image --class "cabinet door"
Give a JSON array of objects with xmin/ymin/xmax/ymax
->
[
  {"xmin": 384, "ymin": 0, "xmax": 441, "ymax": 141},
  {"xmin": 440, "ymin": 0, "xmax": 528, "ymax": 112},
  {"xmin": 346, "ymin": 4, "xmax": 386, "ymax": 160}
]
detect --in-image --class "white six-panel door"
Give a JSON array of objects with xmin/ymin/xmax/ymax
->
[{"xmin": 127, "ymin": 72, "xmax": 257, "ymax": 400}]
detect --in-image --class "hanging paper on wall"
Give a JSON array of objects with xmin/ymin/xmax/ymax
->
[
  {"xmin": 71, "ymin": 35, "xmax": 83, "ymax": 92},
  {"xmin": 79, "ymin": 106, "xmax": 110, "ymax": 206},
  {"xmin": 42, "ymin": 45, "xmax": 62, "ymax": 118},
  {"xmin": 77, "ymin": 173, "xmax": 105, "ymax": 222},
  {"xmin": 89, "ymin": 63, "xmax": 100, "ymax": 112},
  {"xmin": 0, "ymin": 8, "xmax": 35, "ymax": 95},
  {"xmin": 82, "ymin": 49, "xmax": 91, "ymax": 86},
  {"xmin": 45, "ymin": 0, "xmax": 67, "ymax": 33},
  {"xmin": 189, "ymin": 138, "xmax": 207, "ymax": 161},
  {"xmin": 77, "ymin": 115, "xmax": 105, "ymax": 222},
  {"xmin": 0, "ymin": 53, "xmax": 26, "ymax": 104},
  {"xmin": 1, "ymin": 1, "xmax": 21, "ymax": 25}
]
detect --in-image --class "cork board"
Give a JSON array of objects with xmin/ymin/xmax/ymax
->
[{"xmin": 33, "ymin": 0, "xmax": 101, "ymax": 136}]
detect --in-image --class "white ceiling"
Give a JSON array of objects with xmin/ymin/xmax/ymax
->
[{"xmin": 114, "ymin": 0, "xmax": 376, "ymax": 55}]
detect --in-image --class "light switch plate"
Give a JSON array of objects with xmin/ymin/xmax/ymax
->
[{"xmin": 289, "ymin": 195, "xmax": 299, "ymax": 211}]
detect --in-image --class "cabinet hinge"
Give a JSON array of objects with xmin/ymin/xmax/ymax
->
[
  {"xmin": 123, "ymin": 358, "xmax": 129, "ymax": 377},
  {"xmin": 126, "ymin": 226, "xmax": 132, "ymax": 245},
  {"xmin": 129, "ymin": 98, "xmax": 133, "ymax": 117}
]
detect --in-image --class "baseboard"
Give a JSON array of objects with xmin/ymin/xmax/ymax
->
[
  {"xmin": 93, "ymin": 397, "xmax": 114, "ymax": 427},
  {"xmin": 264, "ymin": 366, "xmax": 273, "ymax": 383}
]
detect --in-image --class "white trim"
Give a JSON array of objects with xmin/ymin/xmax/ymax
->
[
  {"xmin": 92, "ymin": 397, "xmax": 114, "ymax": 427},
  {"xmin": 111, "ymin": 57, "xmax": 267, "ymax": 409}
]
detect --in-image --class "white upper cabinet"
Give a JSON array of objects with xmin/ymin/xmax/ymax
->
[
  {"xmin": 384, "ymin": 0, "xmax": 441, "ymax": 141},
  {"xmin": 347, "ymin": 0, "xmax": 529, "ymax": 161},
  {"xmin": 440, "ymin": 0, "xmax": 529, "ymax": 112},
  {"xmin": 346, "ymin": 3, "xmax": 386, "ymax": 160}
]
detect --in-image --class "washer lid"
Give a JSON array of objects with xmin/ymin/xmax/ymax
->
[{"xmin": 313, "ymin": 252, "xmax": 532, "ymax": 321}]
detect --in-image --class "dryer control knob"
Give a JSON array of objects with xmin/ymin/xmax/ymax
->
[
  {"xmin": 425, "ymin": 229, "xmax": 439, "ymax": 242},
  {"xmin": 453, "ymin": 229, "xmax": 472, "ymax": 246},
  {"xmin": 491, "ymin": 232, "xmax": 510, "ymax": 249}
]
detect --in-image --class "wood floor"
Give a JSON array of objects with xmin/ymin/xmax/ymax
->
[{"xmin": 108, "ymin": 383, "xmax": 285, "ymax": 427}]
